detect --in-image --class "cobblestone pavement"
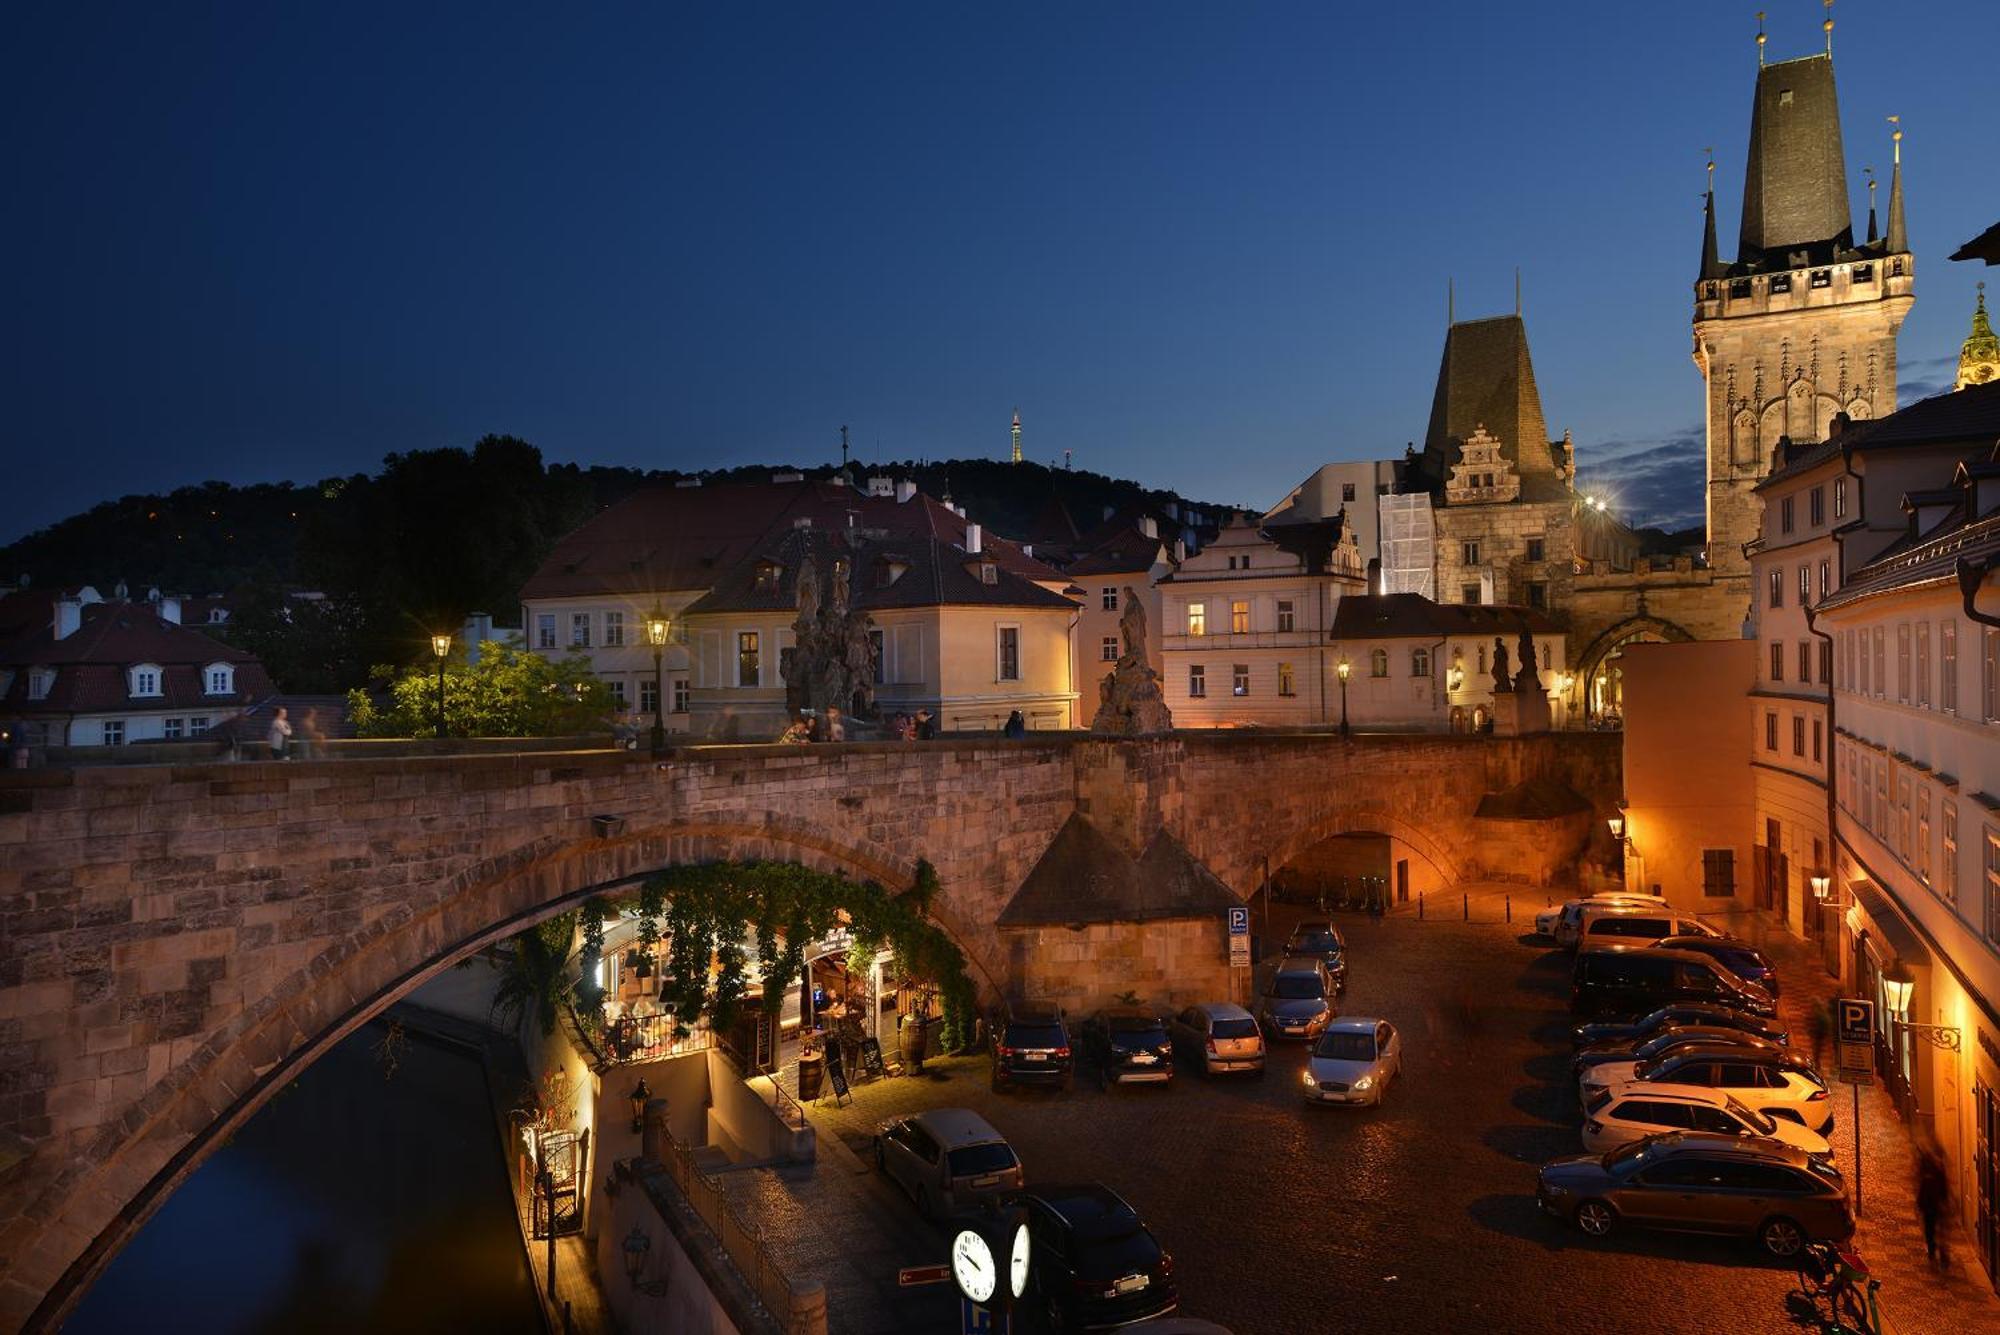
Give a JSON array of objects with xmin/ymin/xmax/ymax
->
[{"xmin": 765, "ymin": 895, "xmax": 1999, "ymax": 1334}]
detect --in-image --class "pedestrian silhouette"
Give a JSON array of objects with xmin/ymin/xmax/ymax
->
[{"xmin": 1916, "ymin": 1142, "xmax": 1951, "ymax": 1267}]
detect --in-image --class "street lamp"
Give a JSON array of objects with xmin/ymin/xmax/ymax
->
[
  {"xmin": 1606, "ymin": 813, "xmax": 1625, "ymax": 841},
  {"xmin": 622, "ymin": 1228, "xmax": 651, "ymax": 1284},
  {"xmin": 1880, "ymin": 959, "xmax": 1961, "ymax": 1052},
  {"xmin": 1336, "ymin": 659, "xmax": 1351, "ymax": 737},
  {"xmin": 646, "ymin": 611, "xmax": 670, "ymax": 757},
  {"xmin": 430, "ymin": 633, "xmax": 451, "ymax": 739},
  {"xmin": 629, "ymin": 1076, "xmax": 651, "ymax": 1134},
  {"xmin": 1809, "ymin": 871, "xmax": 1832, "ymax": 903}
]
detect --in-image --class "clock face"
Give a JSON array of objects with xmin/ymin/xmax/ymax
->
[
  {"xmin": 952, "ymin": 1229, "xmax": 996, "ymax": 1304},
  {"xmin": 1009, "ymin": 1221, "xmax": 1031, "ymax": 1299}
]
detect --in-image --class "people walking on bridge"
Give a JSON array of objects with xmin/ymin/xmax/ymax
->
[
  {"xmin": 1003, "ymin": 709, "xmax": 1026, "ymax": 738},
  {"xmin": 914, "ymin": 709, "xmax": 936, "ymax": 740},
  {"xmin": 267, "ymin": 706, "xmax": 292, "ymax": 760}
]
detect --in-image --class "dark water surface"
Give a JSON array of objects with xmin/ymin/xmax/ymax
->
[{"xmin": 68, "ymin": 1022, "xmax": 540, "ymax": 1334}]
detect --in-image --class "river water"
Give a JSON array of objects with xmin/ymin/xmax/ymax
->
[{"xmin": 68, "ymin": 1020, "xmax": 542, "ymax": 1335}]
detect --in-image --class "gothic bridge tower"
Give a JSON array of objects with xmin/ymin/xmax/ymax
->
[{"xmin": 1692, "ymin": 28, "xmax": 1914, "ymax": 580}]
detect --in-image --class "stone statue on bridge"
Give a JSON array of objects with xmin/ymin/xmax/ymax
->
[
  {"xmin": 1491, "ymin": 637, "xmax": 1511, "ymax": 694},
  {"xmin": 787, "ymin": 547, "xmax": 878, "ymax": 723},
  {"xmin": 1091, "ymin": 585, "xmax": 1173, "ymax": 736},
  {"xmin": 1514, "ymin": 628, "xmax": 1541, "ymax": 693}
]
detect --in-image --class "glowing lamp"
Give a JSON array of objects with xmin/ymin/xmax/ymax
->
[
  {"xmin": 1881, "ymin": 959, "xmax": 1915, "ymax": 1022},
  {"xmin": 647, "ymin": 615, "xmax": 670, "ymax": 647},
  {"xmin": 1809, "ymin": 872, "xmax": 1832, "ymax": 902},
  {"xmin": 430, "ymin": 633, "xmax": 451, "ymax": 660},
  {"xmin": 1336, "ymin": 660, "xmax": 1351, "ymax": 682},
  {"xmin": 1607, "ymin": 814, "xmax": 1625, "ymax": 841},
  {"xmin": 629, "ymin": 1076, "xmax": 651, "ymax": 1134}
]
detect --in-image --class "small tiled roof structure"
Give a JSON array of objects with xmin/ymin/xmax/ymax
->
[
  {"xmin": 520, "ymin": 478, "xmax": 1061, "ymax": 601},
  {"xmin": 997, "ymin": 813, "xmax": 1241, "ymax": 927},
  {"xmin": 1064, "ymin": 525, "xmax": 1168, "ymax": 577},
  {"xmin": 682, "ymin": 525, "xmax": 1078, "ymax": 617},
  {"xmin": 0, "ymin": 598, "xmax": 273, "ymax": 716},
  {"xmin": 1421, "ymin": 314, "xmax": 1562, "ymax": 491},
  {"xmin": 1331, "ymin": 593, "xmax": 1564, "ymax": 640}
]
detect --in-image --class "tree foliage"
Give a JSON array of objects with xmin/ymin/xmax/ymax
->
[
  {"xmin": 490, "ymin": 913, "xmax": 579, "ymax": 1040},
  {"xmin": 214, "ymin": 580, "xmax": 369, "ymax": 693},
  {"xmin": 346, "ymin": 639, "xmax": 612, "ymax": 738}
]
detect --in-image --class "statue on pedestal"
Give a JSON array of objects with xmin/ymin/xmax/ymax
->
[
  {"xmin": 1091, "ymin": 587, "xmax": 1174, "ymax": 735},
  {"xmin": 1514, "ymin": 628, "xmax": 1542, "ymax": 693},
  {"xmin": 1491, "ymin": 637, "xmax": 1512, "ymax": 694}
]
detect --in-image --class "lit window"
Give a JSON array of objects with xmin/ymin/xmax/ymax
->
[
  {"xmin": 1232, "ymin": 664, "xmax": 1250, "ymax": 697},
  {"xmin": 737, "ymin": 632, "xmax": 761, "ymax": 687},
  {"xmin": 1187, "ymin": 602, "xmax": 1206, "ymax": 636},
  {"xmin": 1230, "ymin": 601, "xmax": 1249, "ymax": 634}
]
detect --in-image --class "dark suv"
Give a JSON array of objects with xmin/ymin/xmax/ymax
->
[
  {"xmin": 1008, "ymin": 1183, "xmax": 1178, "ymax": 1330},
  {"xmin": 991, "ymin": 1003, "xmax": 1074, "ymax": 1092},
  {"xmin": 1652, "ymin": 934, "xmax": 1782, "ymax": 999},
  {"xmin": 1538, "ymin": 1131, "xmax": 1853, "ymax": 1257},
  {"xmin": 1283, "ymin": 921, "xmax": 1349, "ymax": 994},
  {"xmin": 1081, "ymin": 1007, "xmax": 1175, "ymax": 1087},
  {"xmin": 1570, "ymin": 945, "xmax": 1775, "ymax": 1019}
]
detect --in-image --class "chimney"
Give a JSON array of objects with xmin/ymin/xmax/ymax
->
[
  {"xmin": 674, "ymin": 477, "xmax": 702, "ymax": 488},
  {"xmin": 54, "ymin": 597, "xmax": 82, "ymax": 640},
  {"xmin": 772, "ymin": 471, "xmax": 804, "ymax": 484},
  {"xmin": 895, "ymin": 479, "xmax": 916, "ymax": 503},
  {"xmin": 1164, "ymin": 500, "xmax": 1181, "ymax": 520},
  {"xmin": 866, "ymin": 474, "xmax": 894, "ymax": 497},
  {"xmin": 965, "ymin": 523, "xmax": 983, "ymax": 555},
  {"xmin": 1173, "ymin": 539, "xmax": 1187, "ymax": 563},
  {"xmin": 159, "ymin": 596, "xmax": 182, "ymax": 625},
  {"xmin": 1138, "ymin": 516, "xmax": 1158, "ymax": 540},
  {"xmin": 1827, "ymin": 412, "xmax": 1851, "ymax": 441}
]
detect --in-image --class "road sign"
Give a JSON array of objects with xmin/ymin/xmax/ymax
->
[
  {"xmin": 962, "ymin": 1297, "xmax": 1010, "ymax": 1334},
  {"xmin": 899, "ymin": 1264, "xmax": 950, "ymax": 1287},
  {"xmin": 1837, "ymin": 998, "xmax": 1874, "ymax": 1046},
  {"xmin": 1228, "ymin": 905, "xmax": 1250, "ymax": 968}
]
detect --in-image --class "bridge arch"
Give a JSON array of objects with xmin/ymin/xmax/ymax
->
[
  {"xmin": 1261, "ymin": 805, "xmax": 1467, "ymax": 893},
  {"xmin": 21, "ymin": 814, "xmax": 983, "ymax": 1333},
  {"xmin": 1572, "ymin": 615, "xmax": 1697, "ymax": 722}
]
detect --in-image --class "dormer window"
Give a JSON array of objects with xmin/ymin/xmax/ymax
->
[
  {"xmin": 979, "ymin": 563, "xmax": 998, "ymax": 585},
  {"xmin": 27, "ymin": 667, "xmax": 54, "ymax": 701},
  {"xmin": 207, "ymin": 608, "xmax": 228, "ymax": 624},
  {"xmin": 130, "ymin": 664, "xmax": 163, "ymax": 698},
  {"xmin": 752, "ymin": 560, "xmax": 783, "ymax": 593},
  {"xmin": 875, "ymin": 559, "xmax": 908, "ymax": 588},
  {"xmin": 204, "ymin": 663, "xmax": 235, "ymax": 696}
]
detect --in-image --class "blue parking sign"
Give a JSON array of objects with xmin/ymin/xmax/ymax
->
[
  {"xmin": 1228, "ymin": 906, "xmax": 1249, "ymax": 935},
  {"xmin": 961, "ymin": 1298, "xmax": 1009, "ymax": 1334}
]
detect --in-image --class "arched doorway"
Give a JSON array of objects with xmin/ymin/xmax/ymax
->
[{"xmin": 1572, "ymin": 616, "xmax": 1698, "ymax": 727}]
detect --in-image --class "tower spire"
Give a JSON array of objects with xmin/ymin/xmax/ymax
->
[
  {"xmin": 1823, "ymin": 0, "xmax": 1834, "ymax": 56},
  {"xmin": 1885, "ymin": 117, "xmax": 1908, "ymax": 253},
  {"xmin": 1756, "ymin": 10, "xmax": 1766, "ymax": 67},
  {"xmin": 1700, "ymin": 149, "xmax": 1723, "ymax": 278},
  {"xmin": 1864, "ymin": 166, "xmax": 1878, "ymax": 243},
  {"xmin": 1959, "ymin": 282, "xmax": 1998, "ymax": 391},
  {"xmin": 1010, "ymin": 410, "xmax": 1023, "ymax": 464}
]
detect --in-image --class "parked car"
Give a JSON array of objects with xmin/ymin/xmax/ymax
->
[
  {"xmin": 1581, "ymin": 1086, "xmax": 1833, "ymax": 1160},
  {"xmin": 1537, "ymin": 1132, "xmax": 1852, "ymax": 1257},
  {"xmin": 876, "ymin": 1108, "xmax": 1024, "ymax": 1219},
  {"xmin": 992, "ymin": 1002, "xmax": 1075, "ymax": 1092},
  {"xmin": 1552, "ymin": 894, "xmax": 1670, "ymax": 948},
  {"xmin": 1570, "ymin": 945, "xmax": 1776, "ymax": 1019},
  {"xmin": 1167, "ymin": 1003, "xmax": 1266, "ymax": 1076},
  {"xmin": 1572, "ymin": 1025, "xmax": 1783, "ymax": 1082},
  {"xmin": 1574, "ymin": 906, "xmax": 1721, "ymax": 950},
  {"xmin": 1256, "ymin": 957, "xmax": 1335, "ymax": 1040},
  {"xmin": 1007, "ymin": 1183, "xmax": 1178, "ymax": 1330},
  {"xmin": 1082, "ymin": 1007, "xmax": 1176, "ymax": 1086},
  {"xmin": 1572, "ymin": 1003, "xmax": 1790, "ymax": 1050},
  {"xmin": 1302, "ymin": 1018, "xmax": 1401, "ymax": 1106},
  {"xmin": 1283, "ymin": 921, "xmax": 1348, "ymax": 994},
  {"xmin": 1581, "ymin": 1046, "xmax": 1833, "ymax": 1133},
  {"xmin": 1651, "ymin": 934, "xmax": 1781, "ymax": 999}
]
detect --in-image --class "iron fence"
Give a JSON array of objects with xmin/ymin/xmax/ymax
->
[{"xmin": 656, "ymin": 1128, "xmax": 800, "ymax": 1327}]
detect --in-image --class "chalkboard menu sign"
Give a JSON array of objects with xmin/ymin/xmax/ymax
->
[
  {"xmin": 825, "ymin": 1054, "xmax": 851, "ymax": 1102},
  {"xmin": 858, "ymin": 1037, "xmax": 885, "ymax": 1078}
]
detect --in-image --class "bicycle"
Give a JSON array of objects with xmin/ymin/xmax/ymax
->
[{"xmin": 1796, "ymin": 1240, "xmax": 1879, "ymax": 1333}]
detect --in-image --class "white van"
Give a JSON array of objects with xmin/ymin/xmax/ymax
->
[
  {"xmin": 1574, "ymin": 904, "xmax": 1718, "ymax": 949},
  {"xmin": 1553, "ymin": 894, "xmax": 1670, "ymax": 948}
]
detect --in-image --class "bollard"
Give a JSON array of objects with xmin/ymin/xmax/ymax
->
[
  {"xmin": 1418, "ymin": 892, "xmax": 1425, "ymax": 920},
  {"xmin": 1505, "ymin": 894, "xmax": 1511, "ymax": 923},
  {"xmin": 1462, "ymin": 893, "xmax": 1468, "ymax": 921}
]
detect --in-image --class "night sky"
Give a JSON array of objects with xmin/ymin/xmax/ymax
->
[{"xmin": 8, "ymin": 2, "xmax": 1995, "ymax": 544}]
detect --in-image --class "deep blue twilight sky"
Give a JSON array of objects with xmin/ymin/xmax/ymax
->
[{"xmin": 7, "ymin": 2, "xmax": 1996, "ymax": 544}]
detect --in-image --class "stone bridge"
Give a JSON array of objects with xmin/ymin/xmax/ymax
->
[{"xmin": 0, "ymin": 730, "xmax": 1617, "ymax": 1328}]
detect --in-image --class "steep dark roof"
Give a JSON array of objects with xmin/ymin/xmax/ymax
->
[
  {"xmin": 1331, "ymin": 593, "xmax": 1563, "ymax": 639},
  {"xmin": 0, "ymin": 600, "xmax": 272, "ymax": 715},
  {"xmin": 1421, "ymin": 315, "xmax": 1557, "ymax": 485},
  {"xmin": 1952, "ymin": 221, "xmax": 2000, "ymax": 265},
  {"xmin": 520, "ymin": 480, "xmax": 1061, "ymax": 600},
  {"xmin": 681, "ymin": 526, "xmax": 1077, "ymax": 617},
  {"xmin": 1839, "ymin": 381, "xmax": 2000, "ymax": 451},
  {"xmin": 998, "ymin": 814, "xmax": 1240, "ymax": 927},
  {"xmin": 1738, "ymin": 55, "xmax": 1852, "ymax": 261},
  {"xmin": 1066, "ymin": 526, "xmax": 1168, "ymax": 577},
  {"xmin": 1818, "ymin": 503, "xmax": 2000, "ymax": 613}
]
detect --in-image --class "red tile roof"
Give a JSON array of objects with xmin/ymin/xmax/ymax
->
[
  {"xmin": 519, "ymin": 478, "xmax": 1062, "ymax": 600},
  {"xmin": 0, "ymin": 600, "xmax": 273, "ymax": 715}
]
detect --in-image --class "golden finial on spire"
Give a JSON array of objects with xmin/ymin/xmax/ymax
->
[
  {"xmin": 1824, "ymin": 0, "xmax": 1834, "ymax": 56},
  {"xmin": 1864, "ymin": 165, "xmax": 1876, "ymax": 205},
  {"xmin": 1756, "ymin": 11, "xmax": 1766, "ymax": 66},
  {"xmin": 1889, "ymin": 114, "xmax": 1902, "ymax": 164},
  {"xmin": 1705, "ymin": 146, "xmax": 1715, "ymax": 194}
]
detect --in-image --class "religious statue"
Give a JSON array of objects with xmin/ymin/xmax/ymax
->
[
  {"xmin": 1491, "ymin": 636, "xmax": 1512, "ymax": 694},
  {"xmin": 1091, "ymin": 585, "xmax": 1173, "ymax": 735},
  {"xmin": 1515, "ymin": 628, "xmax": 1541, "ymax": 692}
]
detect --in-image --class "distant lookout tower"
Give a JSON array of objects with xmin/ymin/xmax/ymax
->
[{"xmin": 1010, "ymin": 410, "xmax": 1023, "ymax": 464}]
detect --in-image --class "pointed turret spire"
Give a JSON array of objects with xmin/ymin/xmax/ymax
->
[
  {"xmin": 1885, "ymin": 117, "xmax": 1908, "ymax": 254},
  {"xmin": 1957, "ymin": 283, "xmax": 1999, "ymax": 391},
  {"xmin": 1699, "ymin": 152, "xmax": 1723, "ymax": 278},
  {"xmin": 1864, "ymin": 167, "xmax": 1878, "ymax": 243}
]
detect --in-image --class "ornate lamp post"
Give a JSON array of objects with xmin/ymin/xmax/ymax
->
[
  {"xmin": 646, "ymin": 611, "xmax": 670, "ymax": 757},
  {"xmin": 1336, "ymin": 659, "xmax": 1351, "ymax": 737},
  {"xmin": 1882, "ymin": 958, "xmax": 1961, "ymax": 1052},
  {"xmin": 629, "ymin": 1076, "xmax": 651, "ymax": 1133},
  {"xmin": 430, "ymin": 633, "xmax": 451, "ymax": 739}
]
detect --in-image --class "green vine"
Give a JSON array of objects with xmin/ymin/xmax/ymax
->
[{"xmin": 635, "ymin": 858, "xmax": 978, "ymax": 1053}]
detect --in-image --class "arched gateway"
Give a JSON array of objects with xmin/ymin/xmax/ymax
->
[{"xmin": 0, "ymin": 730, "xmax": 1616, "ymax": 1328}]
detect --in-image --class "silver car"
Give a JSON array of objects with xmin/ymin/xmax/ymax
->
[
  {"xmin": 1168, "ymin": 1002, "xmax": 1266, "ymax": 1076},
  {"xmin": 1257, "ymin": 957, "xmax": 1334, "ymax": 1041},
  {"xmin": 875, "ymin": 1108, "xmax": 1023, "ymax": 1219},
  {"xmin": 1303, "ymin": 1017, "xmax": 1402, "ymax": 1106}
]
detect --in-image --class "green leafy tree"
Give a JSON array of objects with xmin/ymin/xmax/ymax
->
[
  {"xmin": 490, "ymin": 914, "xmax": 578, "ymax": 1040},
  {"xmin": 216, "ymin": 581, "xmax": 368, "ymax": 693},
  {"xmin": 346, "ymin": 639, "xmax": 612, "ymax": 738}
]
